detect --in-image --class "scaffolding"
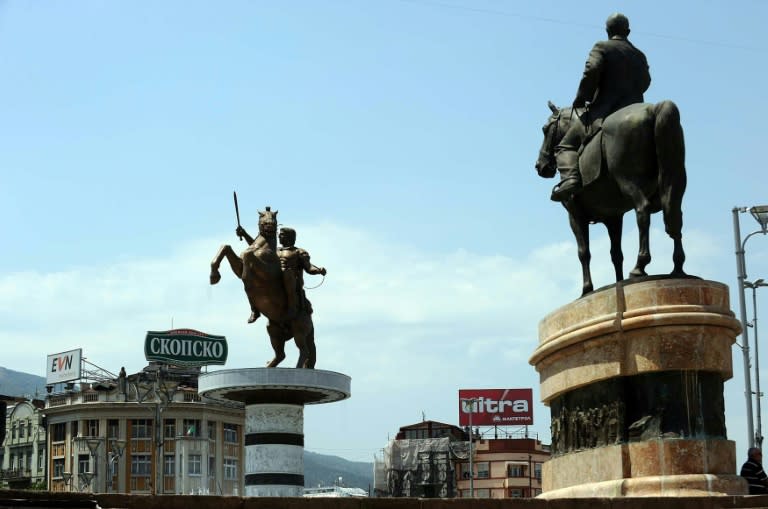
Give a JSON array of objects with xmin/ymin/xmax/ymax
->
[{"xmin": 374, "ymin": 437, "xmax": 469, "ymax": 498}]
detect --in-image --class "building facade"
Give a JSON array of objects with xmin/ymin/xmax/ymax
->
[
  {"xmin": 455, "ymin": 436, "xmax": 549, "ymax": 498},
  {"xmin": 0, "ymin": 398, "xmax": 47, "ymax": 489},
  {"xmin": 44, "ymin": 363, "xmax": 244, "ymax": 495},
  {"xmin": 376, "ymin": 420, "xmax": 549, "ymax": 499}
]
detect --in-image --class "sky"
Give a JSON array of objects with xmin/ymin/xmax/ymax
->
[{"xmin": 1, "ymin": 0, "xmax": 767, "ymax": 465}]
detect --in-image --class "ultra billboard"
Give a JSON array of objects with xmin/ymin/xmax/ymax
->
[
  {"xmin": 458, "ymin": 388, "xmax": 533, "ymax": 426},
  {"xmin": 46, "ymin": 348, "xmax": 83, "ymax": 384}
]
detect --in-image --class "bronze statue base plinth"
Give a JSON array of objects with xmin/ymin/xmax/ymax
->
[
  {"xmin": 529, "ymin": 278, "xmax": 747, "ymax": 497},
  {"xmin": 199, "ymin": 368, "xmax": 351, "ymax": 497}
]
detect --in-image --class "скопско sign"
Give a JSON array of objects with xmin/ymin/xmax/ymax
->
[{"xmin": 144, "ymin": 329, "xmax": 228, "ymax": 367}]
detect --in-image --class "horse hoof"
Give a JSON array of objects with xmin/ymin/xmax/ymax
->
[
  {"xmin": 210, "ymin": 271, "xmax": 221, "ymax": 285},
  {"xmin": 629, "ymin": 270, "xmax": 647, "ymax": 278}
]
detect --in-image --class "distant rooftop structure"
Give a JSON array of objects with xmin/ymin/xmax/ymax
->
[{"xmin": 303, "ymin": 485, "xmax": 368, "ymax": 497}]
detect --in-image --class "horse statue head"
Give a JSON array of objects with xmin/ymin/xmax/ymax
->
[
  {"xmin": 535, "ymin": 101, "xmax": 572, "ymax": 179},
  {"xmin": 258, "ymin": 206, "xmax": 278, "ymax": 240}
]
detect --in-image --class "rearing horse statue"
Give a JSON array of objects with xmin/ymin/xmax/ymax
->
[
  {"xmin": 535, "ymin": 100, "xmax": 688, "ymax": 296},
  {"xmin": 209, "ymin": 206, "xmax": 317, "ymax": 368}
]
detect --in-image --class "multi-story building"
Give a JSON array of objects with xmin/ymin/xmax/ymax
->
[
  {"xmin": 454, "ymin": 435, "xmax": 549, "ymax": 498},
  {"xmin": 43, "ymin": 362, "xmax": 244, "ymax": 495},
  {"xmin": 376, "ymin": 420, "xmax": 549, "ymax": 499},
  {"xmin": 375, "ymin": 420, "xmax": 469, "ymax": 498},
  {"xmin": 0, "ymin": 397, "xmax": 47, "ymax": 489}
]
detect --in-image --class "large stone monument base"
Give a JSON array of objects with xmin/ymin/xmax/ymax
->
[
  {"xmin": 198, "ymin": 368, "xmax": 350, "ymax": 497},
  {"xmin": 529, "ymin": 278, "xmax": 747, "ymax": 498}
]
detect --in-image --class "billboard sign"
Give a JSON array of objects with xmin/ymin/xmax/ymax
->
[
  {"xmin": 458, "ymin": 388, "xmax": 533, "ymax": 426},
  {"xmin": 144, "ymin": 329, "xmax": 228, "ymax": 367},
  {"xmin": 46, "ymin": 348, "xmax": 83, "ymax": 384}
]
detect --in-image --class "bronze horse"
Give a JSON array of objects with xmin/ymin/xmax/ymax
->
[
  {"xmin": 209, "ymin": 207, "xmax": 317, "ymax": 368},
  {"xmin": 535, "ymin": 101, "xmax": 688, "ymax": 295}
]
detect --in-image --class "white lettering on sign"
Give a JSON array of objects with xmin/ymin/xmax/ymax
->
[
  {"xmin": 460, "ymin": 397, "xmax": 529, "ymax": 414},
  {"xmin": 149, "ymin": 337, "xmax": 224, "ymax": 359}
]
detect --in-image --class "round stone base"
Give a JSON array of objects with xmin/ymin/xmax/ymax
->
[
  {"xmin": 198, "ymin": 367, "xmax": 351, "ymax": 405},
  {"xmin": 538, "ymin": 474, "xmax": 747, "ymax": 499},
  {"xmin": 198, "ymin": 368, "xmax": 351, "ymax": 497}
]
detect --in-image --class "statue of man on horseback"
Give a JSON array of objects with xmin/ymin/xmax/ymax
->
[
  {"xmin": 209, "ymin": 196, "xmax": 326, "ymax": 368},
  {"xmin": 552, "ymin": 13, "xmax": 651, "ymax": 202},
  {"xmin": 536, "ymin": 14, "xmax": 688, "ymax": 296}
]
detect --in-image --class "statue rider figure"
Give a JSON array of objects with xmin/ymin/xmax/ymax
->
[
  {"xmin": 551, "ymin": 13, "xmax": 651, "ymax": 202},
  {"xmin": 278, "ymin": 227, "xmax": 327, "ymax": 319}
]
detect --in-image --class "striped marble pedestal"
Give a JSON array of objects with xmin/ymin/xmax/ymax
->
[{"xmin": 198, "ymin": 368, "xmax": 351, "ymax": 497}]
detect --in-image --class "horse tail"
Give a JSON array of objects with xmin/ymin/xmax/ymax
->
[{"xmin": 653, "ymin": 100, "xmax": 687, "ymax": 240}]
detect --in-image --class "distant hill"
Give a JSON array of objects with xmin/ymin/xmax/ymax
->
[
  {"xmin": 0, "ymin": 366, "xmax": 46, "ymax": 398},
  {"xmin": 304, "ymin": 450, "xmax": 373, "ymax": 491},
  {"xmin": 0, "ymin": 366, "xmax": 373, "ymax": 490}
]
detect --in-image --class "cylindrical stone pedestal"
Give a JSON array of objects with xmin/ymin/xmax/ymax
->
[
  {"xmin": 529, "ymin": 278, "xmax": 747, "ymax": 498},
  {"xmin": 198, "ymin": 368, "xmax": 351, "ymax": 497}
]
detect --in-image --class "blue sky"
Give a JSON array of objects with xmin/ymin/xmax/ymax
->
[{"xmin": 1, "ymin": 1, "xmax": 767, "ymax": 465}]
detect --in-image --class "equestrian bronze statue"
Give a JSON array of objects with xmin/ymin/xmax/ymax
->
[
  {"xmin": 535, "ymin": 13, "xmax": 687, "ymax": 296},
  {"xmin": 536, "ymin": 100, "xmax": 687, "ymax": 296},
  {"xmin": 209, "ymin": 198, "xmax": 326, "ymax": 368}
]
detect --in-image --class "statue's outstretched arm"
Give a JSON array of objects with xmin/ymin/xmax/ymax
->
[
  {"xmin": 236, "ymin": 226, "xmax": 255, "ymax": 245},
  {"xmin": 300, "ymin": 250, "xmax": 327, "ymax": 276}
]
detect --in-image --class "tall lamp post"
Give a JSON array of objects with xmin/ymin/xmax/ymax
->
[
  {"xmin": 746, "ymin": 279, "xmax": 768, "ymax": 448},
  {"xmin": 107, "ymin": 439, "xmax": 126, "ymax": 492},
  {"xmin": 460, "ymin": 398, "xmax": 477, "ymax": 498},
  {"xmin": 733, "ymin": 205, "xmax": 768, "ymax": 448},
  {"xmin": 85, "ymin": 438, "xmax": 102, "ymax": 492}
]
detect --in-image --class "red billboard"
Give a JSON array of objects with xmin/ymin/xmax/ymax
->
[{"xmin": 458, "ymin": 388, "xmax": 533, "ymax": 426}]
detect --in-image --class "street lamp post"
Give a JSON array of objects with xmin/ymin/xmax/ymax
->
[
  {"xmin": 107, "ymin": 439, "xmax": 126, "ymax": 492},
  {"xmin": 733, "ymin": 205, "xmax": 768, "ymax": 448},
  {"xmin": 85, "ymin": 438, "xmax": 102, "ymax": 492},
  {"xmin": 460, "ymin": 398, "xmax": 477, "ymax": 498},
  {"xmin": 62, "ymin": 471, "xmax": 73, "ymax": 492},
  {"xmin": 746, "ymin": 279, "xmax": 768, "ymax": 448}
]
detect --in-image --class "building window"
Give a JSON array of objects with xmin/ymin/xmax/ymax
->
[
  {"xmin": 107, "ymin": 419, "xmax": 119, "ymax": 439},
  {"xmin": 209, "ymin": 456, "xmax": 215, "ymax": 478},
  {"xmin": 78, "ymin": 454, "xmax": 90, "ymax": 474},
  {"xmin": 11, "ymin": 423, "xmax": 16, "ymax": 439},
  {"xmin": 52, "ymin": 458, "xmax": 65, "ymax": 478},
  {"xmin": 19, "ymin": 422, "xmax": 26, "ymax": 439},
  {"xmin": 208, "ymin": 421, "xmax": 216, "ymax": 441},
  {"xmin": 131, "ymin": 455, "xmax": 152, "ymax": 476},
  {"xmin": 475, "ymin": 462, "xmax": 489, "ymax": 479},
  {"xmin": 183, "ymin": 419, "xmax": 200, "ymax": 438},
  {"xmin": 131, "ymin": 419, "xmax": 152, "ymax": 438},
  {"xmin": 52, "ymin": 423, "xmax": 66, "ymax": 442},
  {"xmin": 87, "ymin": 419, "xmax": 99, "ymax": 437},
  {"xmin": 534, "ymin": 462, "xmax": 542, "ymax": 480},
  {"xmin": 474, "ymin": 488, "xmax": 490, "ymax": 498},
  {"xmin": 404, "ymin": 429, "xmax": 428, "ymax": 439},
  {"xmin": 37, "ymin": 451, "xmax": 44, "ymax": 471},
  {"xmin": 164, "ymin": 455, "xmax": 175, "ymax": 475},
  {"xmin": 224, "ymin": 458, "xmax": 238, "ymax": 480},
  {"xmin": 164, "ymin": 419, "xmax": 176, "ymax": 439},
  {"xmin": 188, "ymin": 454, "xmax": 202, "ymax": 476},
  {"xmin": 509, "ymin": 488, "xmax": 525, "ymax": 498},
  {"xmin": 507, "ymin": 464, "xmax": 527, "ymax": 478},
  {"xmin": 223, "ymin": 423, "xmax": 238, "ymax": 444}
]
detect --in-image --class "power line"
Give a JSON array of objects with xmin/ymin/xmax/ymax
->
[{"xmin": 394, "ymin": 0, "xmax": 765, "ymax": 52}]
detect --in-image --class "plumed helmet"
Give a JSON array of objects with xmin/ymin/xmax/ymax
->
[{"xmin": 605, "ymin": 13, "xmax": 630, "ymax": 37}]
